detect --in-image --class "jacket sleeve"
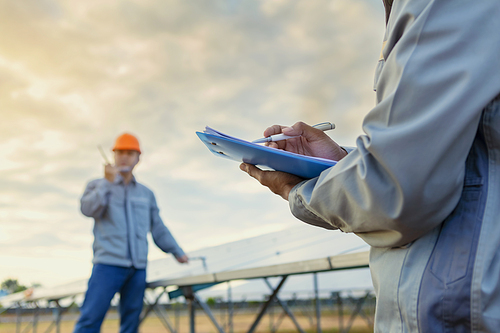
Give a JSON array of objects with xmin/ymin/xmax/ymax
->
[
  {"xmin": 150, "ymin": 193, "xmax": 185, "ymax": 257},
  {"xmin": 289, "ymin": 0, "xmax": 500, "ymax": 248},
  {"xmin": 80, "ymin": 179, "xmax": 112, "ymax": 219}
]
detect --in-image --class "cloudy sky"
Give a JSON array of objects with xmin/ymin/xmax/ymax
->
[{"xmin": 0, "ymin": 0, "xmax": 384, "ymax": 288}]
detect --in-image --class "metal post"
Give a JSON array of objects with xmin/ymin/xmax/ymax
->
[
  {"xmin": 314, "ymin": 273, "xmax": 322, "ymax": 333},
  {"xmin": 269, "ymin": 296, "xmax": 274, "ymax": 333},
  {"xmin": 188, "ymin": 299, "xmax": 195, "ymax": 333},
  {"xmin": 181, "ymin": 286, "xmax": 197, "ymax": 333},
  {"xmin": 175, "ymin": 303, "xmax": 180, "ymax": 333},
  {"xmin": 227, "ymin": 281, "xmax": 233, "ymax": 333},
  {"xmin": 218, "ymin": 298, "xmax": 224, "ymax": 331},
  {"xmin": 337, "ymin": 292, "xmax": 344, "ymax": 332},
  {"xmin": 55, "ymin": 301, "xmax": 61, "ymax": 333},
  {"xmin": 182, "ymin": 286, "xmax": 196, "ymax": 333},
  {"xmin": 16, "ymin": 305, "xmax": 22, "ymax": 333},
  {"xmin": 33, "ymin": 303, "xmax": 38, "ymax": 333}
]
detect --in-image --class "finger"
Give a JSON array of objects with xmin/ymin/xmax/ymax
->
[
  {"xmin": 263, "ymin": 124, "xmax": 288, "ymax": 138},
  {"xmin": 267, "ymin": 142, "xmax": 279, "ymax": 149},
  {"xmin": 264, "ymin": 141, "xmax": 278, "ymax": 148},
  {"xmin": 284, "ymin": 121, "xmax": 326, "ymax": 141},
  {"xmin": 282, "ymin": 121, "xmax": 309, "ymax": 136}
]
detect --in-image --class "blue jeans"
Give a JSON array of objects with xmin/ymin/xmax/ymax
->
[{"xmin": 73, "ymin": 264, "xmax": 146, "ymax": 333}]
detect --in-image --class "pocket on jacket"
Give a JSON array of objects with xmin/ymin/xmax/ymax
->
[
  {"xmin": 428, "ymin": 181, "xmax": 483, "ymax": 284},
  {"xmin": 131, "ymin": 200, "xmax": 150, "ymax": 236}
]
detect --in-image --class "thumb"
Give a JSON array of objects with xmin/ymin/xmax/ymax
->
[{"xmin": 240, "ymin": 163, "xmax": 261, "ymax": 180}]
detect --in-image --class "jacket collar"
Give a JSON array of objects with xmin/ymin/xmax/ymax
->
[
  {"xmin": 114, "ymin": 173, "xmax": 137, "ymax": 186},
  {"xmin": 382, "ymin": 0, "xmax": 393, "ymax": 24}
]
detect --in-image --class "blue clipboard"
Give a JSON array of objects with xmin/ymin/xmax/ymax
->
[{"xmin": 196, "ymin": 130, "xmax": 337, "ymax": 179}]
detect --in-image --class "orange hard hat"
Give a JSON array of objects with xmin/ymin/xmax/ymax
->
[{"xmin": 112, "ymin": 133, "xmax": 141, "ymax": 153}]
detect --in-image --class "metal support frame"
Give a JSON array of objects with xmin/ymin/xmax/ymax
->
[
  {"xmin": 335, "ymin": 292, "xmax": 344, "ymax": 331},
  {"xmin": 55, "ymin": 301, "xmax": 62, "ymax": 333},
  {"xmin": 3, "ymin": 282, "xmax": 375, "ymax": 333},
  {"xmin": 16, "ymin": 305, "xmax": 22, "ymax": 333},
  {"xmin": 33, "ymin": 303, "xmax": 39, "ymax": 333},
  {"xmin": 174, "ymin": 302, "xmax": 180, "ymax": 333},
  {"xmin": 227, "ymin": 281, "xmax": 234, "ymax": 333},
  {"xmin": 314, "ymin": 273, "xmax": 322, "ymax": 333},
  {"xmin": 152, "ymin": 304, "xmax": 177, "ymax": 333},
  {"xmin": 182, "ymin": 286, "xmax": 196, "ymax": 333},
  {"xmin": 12, "ymin": 300, "xmax": 71, "ymax": 333},
  {"xmin": 15, "ymin": 303, "xmax": 39, "ymax": 333},
  {"xmin": 193, "ymin": 294, "xmax": 225, "ymax": 333},
  {"xmin": 340, "ymin": 292, "xmax": 372, "ymax": 333},
  {"xmin": 182, "ymin": 286, "xmax": 226, "ymax": 333},
  {"xmin": 2, "ymin": 252, "xmax": 372, "ymax": 333},
  {"xmin": 37, "ymin": 300, "xmax": 63, "ymax": 333},
  {"xmin": 189, "ymin": 298, "xmax": 195, "ymax": 333},
  {"xmin": 140, "ymin": 287, "xmax": 177, "ymax": 333},
  {"xmin": 247, "ymin": 276, "xmax": 288, "ymax": 333},
  {"xmin": 42, "ymin": 300, "xmax": 66, "ymax": 333},
  {"xmin": 263, "ymin": 278, "xmax": 305, "ymax": 333},
  {"xmin": 283, "ymin": 296, "xmax": 313, "ymax": 328},
  {"xmin": 140, "ymin": 288, "xmax": 166, "ymax": 323}
]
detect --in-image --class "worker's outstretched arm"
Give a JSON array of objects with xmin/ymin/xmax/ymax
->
[{"xmin": 149, "ymin": 193, "xmax": 187, "ymax": 263}]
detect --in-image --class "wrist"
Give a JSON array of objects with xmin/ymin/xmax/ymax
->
[{"xmin": 283, "ymin": 180, "xmax": 302, "ymax": 201}]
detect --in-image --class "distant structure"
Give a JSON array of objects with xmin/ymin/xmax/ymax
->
[{"xmin": 1, "ymin": 224, "xmax": 373, "ymax": 333}]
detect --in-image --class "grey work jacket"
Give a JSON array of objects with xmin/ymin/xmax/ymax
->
[
  {"xmin": 81, "ymin": 175, "xmax": 185, "ymax": 269},
  {"xmin": 289, "ymin": 0, "xmax": 500, "ymax": 331}
]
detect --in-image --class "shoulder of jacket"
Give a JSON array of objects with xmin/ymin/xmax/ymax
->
[
  {"xmin": 135, "ymin": 182, "xmax": 154, "ymax": 195},
  {"xmin": 87, "ymin": 178, "xmax": 107, "ymax": 186}
]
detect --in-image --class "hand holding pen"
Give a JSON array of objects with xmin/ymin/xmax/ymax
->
[
  {"xmin": 240, "ymin": 121, "xmax": 347, "ymax": 200},
  {"xmin": 252, "ymin": 122, "xmax": 335, "ymax": 143},
  {"xmin": 256, "ymin": 121, "xmax": 347, "ymax": 162}
]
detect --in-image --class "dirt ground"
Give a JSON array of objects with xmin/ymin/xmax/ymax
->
[{"xmin": 0, "ymin": 311, "xmax": 373, "ymax": 333}]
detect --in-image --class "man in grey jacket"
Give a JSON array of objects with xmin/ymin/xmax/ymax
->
[
  {"xmin": 241, "ymin": 0, "xmax": 500, "ymax": 331},
  {"xmin": 74, "ymin": 133, "xmax": 188, "ymax": 333}
]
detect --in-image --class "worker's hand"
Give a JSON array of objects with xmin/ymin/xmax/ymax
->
[
  {"xmin": 264, "ymin": 122, "xmax": 348, "ymax": 161},
  {"xmin": 240, "ymin": 163, "xmax": 304, "ymax": 201},
  {"xmin": 104, "ymin": 163, "xmax": 118, "ymax": 183},
  {"xmin": 176, "ymin": 254, "xmax": 189, "ymax": 264}
]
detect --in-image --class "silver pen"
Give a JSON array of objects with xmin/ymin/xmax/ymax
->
[{"xmin": 252, "ymin": 122, "xmax": 335, "ymax": 143}]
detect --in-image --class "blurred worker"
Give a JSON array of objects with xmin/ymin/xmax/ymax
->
[
  {"xmin": 241, "ymin": 0, "xmax": 500, "ymax": 332},
  {"xmin": 74, "ymin": 133, "xmax": 188, "ymax": 333}
]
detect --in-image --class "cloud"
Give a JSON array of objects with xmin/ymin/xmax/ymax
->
[{"xmin": 0, "ymin": 0, "xmax": 385, "ymax": 287}]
